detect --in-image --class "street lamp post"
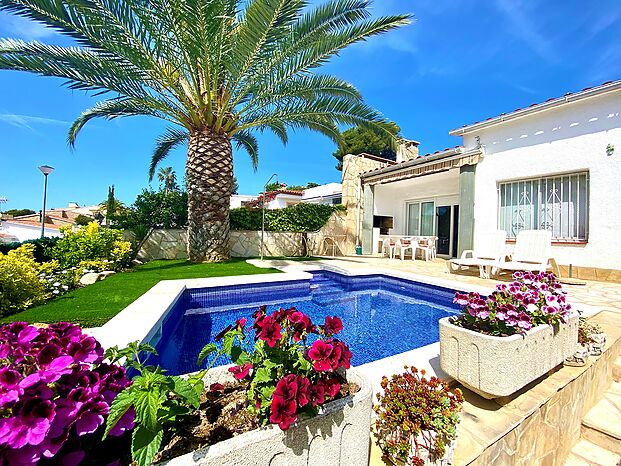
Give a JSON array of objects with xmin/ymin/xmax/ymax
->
[
  {"xmin": 38, "ymin": 165, "xmax": 54, "ymax": 238},
  {"xmin": 261, "ymin": 173, "xmax": 278, "ymax": 261}
]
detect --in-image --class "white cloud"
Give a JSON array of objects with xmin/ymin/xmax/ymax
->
[
  {"xmin": 0, "ymin": 13, "xmax": 57, "ymax": 40},
  {"xmin": 0, "ymin": 113, "xmax": 68, "ymax": 131}
]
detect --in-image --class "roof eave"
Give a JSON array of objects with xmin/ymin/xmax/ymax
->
[{"xmin": 449, "ymin": 80, "xmax": 621, "ymax": 136}]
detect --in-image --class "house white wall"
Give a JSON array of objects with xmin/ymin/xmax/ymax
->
[
  {"xmin": 465, "ymin": 90, "xmax": 621, "ymax": 269},
  {"xmin": 230, "ymin": 195, "xmax": 257, "ymax": 209},
  {"xmin": 373, "ymin": 170, "xmax": 460, "ymax": 235},
  {"xmin": 268, "ymin": 194, "xmax": 302, "ymax": 209},
  {"xmin": 1, "ymin": 221, "xmax": 62, "ymax": 242},
  {"xmin": 302, "ymin": 183, "xmax": 342, "ymax": 204}
]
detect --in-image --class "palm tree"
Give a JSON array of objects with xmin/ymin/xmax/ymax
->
[
  {"xmin": 0, "ymin": 0, "xmax": 410, "ymax": 262},
  {"xmin": 157, "ymin": 166, "xmax": 178, "ymax": 194}
]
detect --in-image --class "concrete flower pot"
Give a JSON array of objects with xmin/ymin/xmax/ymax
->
[
  {"xmin": 158, "ymin": 368, "xmax": 372, "ymax": 466},
  {"xmin": 439, "ymin": 313, "xmax": 579, "ymax": 399}
]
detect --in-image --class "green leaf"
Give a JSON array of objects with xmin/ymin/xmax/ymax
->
[
  {"xmin": 223, "ymin": 330, "xmax": 244, "ymax": 355},
  {"xmin": 197, "ymin": 343, "xmax": 217, "ymax": 366},
  {"xmin": 134, "ymin": 386, "xmax": 161, "ymax": 432},
  {"xmin": 230, "ymin": 346, "xmax": 250, "ymax": 365},
  {"xmin": 253, "ymin": 366, "xmax": 273, "ymax": 384},
  {"xmin": 132, "ymin": 425, "xmax": 163, "ymax": 466},
  {"xmin": 171, "ymin": 376, "xmax": 200, "ymax": 409},
  {"xmin": 103, "ymin": 388, "xmax": 135, "ymax": 439}
]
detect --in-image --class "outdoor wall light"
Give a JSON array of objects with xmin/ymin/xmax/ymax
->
[{"xmin": 606, "ymin": 144, "xmax": 614, "ymax": 156}]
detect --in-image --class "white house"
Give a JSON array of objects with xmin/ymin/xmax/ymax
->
[
  {"xmin": 302, "ymin": 183, "xmax": 342, "ymax": 205},
  {"xmin": 230, "ymin": 183, "xmax": 343, "ymax": 210},
  {"xmin": 353, "ymin": 80, "xmax": 621, "ymax": 276}
]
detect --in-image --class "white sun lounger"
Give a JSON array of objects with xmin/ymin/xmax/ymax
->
[
  {"xmin": 494, "ymin": 230, "xmax": 553, "ymax": 276},
  {"xmin": 448, "ymin": 230, "xmax": 507, "ymax": 278}
]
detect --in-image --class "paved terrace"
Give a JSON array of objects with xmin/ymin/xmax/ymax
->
[{"xmin": 253, "ymin": 256, "xmax": 621, "ymax": 466}]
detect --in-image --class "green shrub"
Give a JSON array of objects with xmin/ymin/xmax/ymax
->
[
  {"xmin": 111, "ymin": 189, "xmax": 188, "ymax": 242},
  {"xmin": 0, "ymin": 244, "xmax": 47, "ymax": 315},
  {"xmin": 0, "ymin": 236, "xmax": 60, "ymax": 262},
  {"xmin": 50, "ymin": 222, "xmax": 133, "ymax": 270},
  {"xmin": 74, "ymin": 214, "xmax": 94, "ymax": 226},
  {"xmin": 231, "ymin": 204, "xmax": 343, "ymax": 232}
]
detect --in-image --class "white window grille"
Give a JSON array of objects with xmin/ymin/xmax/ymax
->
[{"xmin": 498, "ymin": 172, "xmax": 589, "ymax": 241}]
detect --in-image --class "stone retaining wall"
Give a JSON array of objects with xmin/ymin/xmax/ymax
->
[{"xmin": 136, "ymin": 211, "xmax": 348, "ymax": 260}]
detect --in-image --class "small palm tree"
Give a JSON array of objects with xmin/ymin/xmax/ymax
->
[
  {"xmin": 0, "ymin": 0, "xmax": 410, "ymax": 261},
  {"xmin": 157, "ymin": 167, "xmax": 178, "ymax": 195}
]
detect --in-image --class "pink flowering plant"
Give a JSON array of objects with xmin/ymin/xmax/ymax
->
[
  {"xmin": 452, "ymin": 272, "xmax": 572, "ymax": 336},
  {"xmin": 199, "ymin": 306, "xmax": 352, "ymax": 431},
  {"xmin": 0, "ymin": 321, "xmax": 133, "ymax": 465}
]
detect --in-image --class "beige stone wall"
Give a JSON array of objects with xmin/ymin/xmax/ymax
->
[
  {"xmin": 136, "ymin": 211, "xmax": 347, "ymax": 260},
  {"xmin": 341, "ymin": 154, "xmax": 392, "ymax": 254}
]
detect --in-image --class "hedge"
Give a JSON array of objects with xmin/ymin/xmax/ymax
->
[
  {"xmin": 230, "ymin": 203, "xmax": 344, "ymax": 232},
  {"xmin": 0, "ymin": 236, "xmax": 60, "ymax": 262}
]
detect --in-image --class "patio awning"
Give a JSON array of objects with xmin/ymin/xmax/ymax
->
[{"xmin": 361, "ymin": 147, "xmax": 482, "ymax": 185}]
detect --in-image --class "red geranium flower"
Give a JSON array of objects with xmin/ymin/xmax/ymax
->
[
  {"xmin": 228, "ymin": 363, "xmax": 253, "ymax": 380},
  {"xmin": 296, "ymin": 376, "xmax": 311, "ymax": 408},
  {"xmin": 308, "ymin": 340, "xmax": 333, "ymax": 371},
  {"xmin": 256, "ymin": 316, "xmax": 282, "ymax": 347},
  {"xmin": 273, "ymin": 374, "xmax": 298, "ymax": 401},
  {"xmin": 270, "ymin": 395, "xmax": 297, "ymax": 430},
  {"xmin": 308, "ymin": 383, "xmax": 325, "ymax": 407},
  {"xmin": 321, "ymin": 378, "xmax": 341, "ymax": 398},
  {"xmin": 330, "ymin": 340, "xmax": 352, "ymax": 370},
  {"xmin": 323, "ymin": 316, "xmax": 343, "ymax": 336},
  {"xmin": 235, "ymin": 318, "xmax": 247, "ymax": 330}
]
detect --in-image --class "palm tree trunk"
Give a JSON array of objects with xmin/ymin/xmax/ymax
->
[{"xmin": 186, "ymin": 129, "xmax": 233, "ymax": 262}]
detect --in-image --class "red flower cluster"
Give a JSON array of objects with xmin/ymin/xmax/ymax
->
[
  {"xmin": 269, "ymin": 374, "xmax": 341, "ymax": 430},
  {"xmin": 308, "ymin": 339, "xmax": 351, "ymax": 372},
  {"xmin": 219, "ymin": 307, "xmax": 353, "ymax": 432}
]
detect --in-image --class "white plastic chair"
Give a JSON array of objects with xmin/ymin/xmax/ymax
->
[
  {"xmin": 382, "ymin": 237, "xmax": 398, "ymax": 259},
  {"xmin": 495, "ymin": 230, "xmax": 553, "ymax": 275},
  {"xmin": 398, "ymin": 237, "xmax": 417, "ymax": 260},
  {"xmin": 416, "ymin": 237, "xmax": 436, "ymax": 261}
]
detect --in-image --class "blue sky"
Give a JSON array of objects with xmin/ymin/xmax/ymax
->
[{"xmin": 1, "ymin": 0, "xmax": 621, "ymax": 211}]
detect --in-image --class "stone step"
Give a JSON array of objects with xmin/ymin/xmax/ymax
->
[
  {"xmin": 581, "ymin": 386, "xmax": 621, "ymax": 455},
  {"xmin": 564, "ymin": 439, "xmax": 621, "ymax": 466},
  {"xmin": 613, "ymin": 356, "xmax": 621, "ymax": 382}
]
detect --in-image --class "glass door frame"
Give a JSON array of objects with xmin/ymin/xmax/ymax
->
[{"xmin": 405, "ymin": 196, "xmax": 460, "ymax": 258}]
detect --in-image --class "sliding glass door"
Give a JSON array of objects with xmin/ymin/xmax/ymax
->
[{"xmin": 406, "ymin": 201, "xmax": 435, "ymax": 236}]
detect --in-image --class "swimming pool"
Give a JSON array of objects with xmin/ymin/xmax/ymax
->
[{"xmin": 148, "ymin": 270, "xmax": 460, "ymax": 375}]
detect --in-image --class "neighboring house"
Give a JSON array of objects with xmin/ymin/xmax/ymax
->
[
  {"xmin": 345, "ymin": 80, "xmax": 621, "ymax": 277},
  {"xmin": 302, "ymin": 183, "xmax": 343, "ymax": 205},
  {"xmin": 1, "ymin": 202, "xmax": 103, "ymax": 242},
  {"xmin": 230, "ymin": 183, "xmax": 344, "ymax": 209}
]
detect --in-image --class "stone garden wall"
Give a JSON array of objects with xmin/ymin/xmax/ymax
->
[{"xmin": 136, "ymin": 211, "xmax": 348, "ymax": 260}]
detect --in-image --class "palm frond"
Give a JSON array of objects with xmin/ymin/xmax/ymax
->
[
  {"xmin": 68, "ymin": 97, "xmax": 180, "ymax": 147},
  {"xmin": 149, "ymin": 128, "xmax": 189, "ymax": 180},
  {"xmin": 232, "ymin": 130, "xmax": 259, "ymax": 170},
  {"xmin": 0, "ymin": 39, "xmax": 146, "ymax": 97}
]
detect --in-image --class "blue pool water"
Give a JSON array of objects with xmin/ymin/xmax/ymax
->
[{"xmin": 149, "ymin": 271, "xmax": 460, "ymax": 375}]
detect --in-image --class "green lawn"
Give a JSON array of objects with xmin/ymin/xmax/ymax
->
[{"xmin": 3, "ymin": 259, "xmax": 280, "ymax": 328}]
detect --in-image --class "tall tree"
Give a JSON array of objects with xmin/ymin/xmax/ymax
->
[
  {"xmin": 231, "ymin": 176, "xmax": 239, "ymax": 195},
  {"xmin": 105, "ymin": 185, "xmax": 115, "ymax": 227},
  {"xmin": 157, "ymin": 166, "xmax": 178, "ymax": 194},
  {"xmin": 332, "ymin": 121, "xmax": 401, "ymax": 170},
  {"xmin": 0, "ymin": 0, "xmax": 410, "ymax": 261}
]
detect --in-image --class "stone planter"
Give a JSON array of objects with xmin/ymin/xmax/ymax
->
[
  {"xmin": 439, "ymin": 313, "xmax": 579, "ymax": 399},
  {"xmin": 158, "ymin": 368, "xmax": 372, "ymax": 466}
]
